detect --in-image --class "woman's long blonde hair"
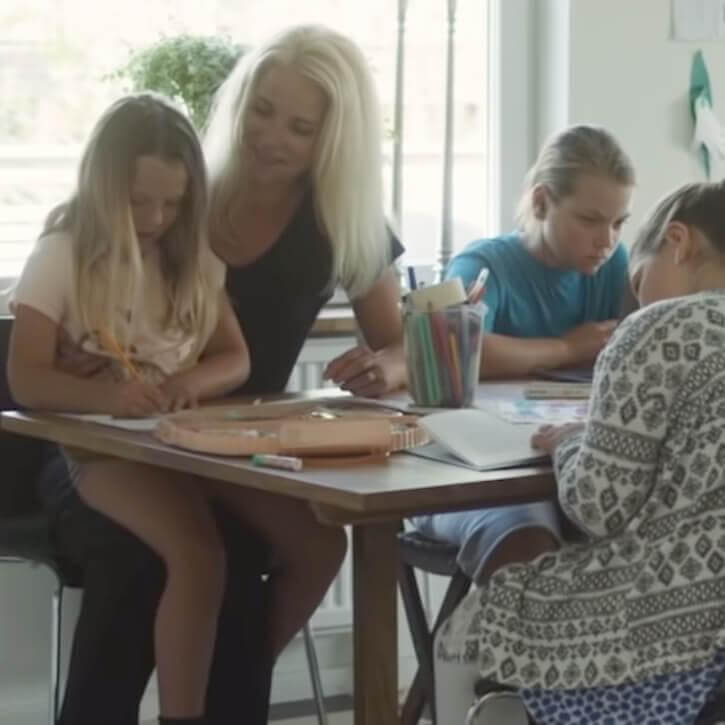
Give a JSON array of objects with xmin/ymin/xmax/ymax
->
[
  {"xmin": 43, "ymin": 92, "xmax": 218, "ymax": 358},
  {"xmin": 205, "ymin": 24, "xmax": 390, "ymax": 299}
]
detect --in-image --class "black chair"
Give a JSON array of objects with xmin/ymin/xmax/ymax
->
[
  {"xmin": 0, "ymin": 467, "xmax": 83, "ymax": 725},
  {"xmin": 398, "ymin": 528, "xmax": 472, "ymax": 725},
  {"xmin": 0, "ymin": 315, "xmax": 82, "ymax": 724}
]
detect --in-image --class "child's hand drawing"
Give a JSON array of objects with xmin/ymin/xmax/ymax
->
[
  {"xmin": 160, "ymin": 376, "xmax": 199, "ymax": 412},
  {"xmin": 531, "ymin": 422, "xmax": 585, "ymax": 455},
  {"xmin": 108, "ymin": 380, "xmax": 168, "ymax": 418}
]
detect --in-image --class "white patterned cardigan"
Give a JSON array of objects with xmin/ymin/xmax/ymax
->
[{"xmin": 437, "ymin": 291, "xmax": 725, "ymax": 691}]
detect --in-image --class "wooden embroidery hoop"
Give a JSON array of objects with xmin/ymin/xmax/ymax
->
[{"xmin": 155, "ymin": 398, "xmax": 430, "ymax": 465}]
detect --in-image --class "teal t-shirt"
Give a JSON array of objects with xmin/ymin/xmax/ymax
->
[{"xmin": 446, "ymin": 232, "xmax": 629, "ymax": 336}]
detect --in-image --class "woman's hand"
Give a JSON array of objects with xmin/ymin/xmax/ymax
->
[
  {"xmin": 531, "ymin": 422, "xmax": 585, "ymax": 455},
  {"xmin": 159, "ymin": 376, "xmax": 199, "ymax": 412},
  {"xmin": 107, "ymin": 380, "xmax": 169, "ymax": 418},
  {"xmin": 323, "ymin": 344, "xmax": 406, "ymax": 398}
]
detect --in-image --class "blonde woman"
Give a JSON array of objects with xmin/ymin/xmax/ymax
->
[
  {"xmin": 201, "ymin": 24, "xmax": 407, "ymax": 662},
  {"xmin": 27, "ymin": 27, "xmax": 407, "ymax": 725},
  {"xmin": 205, "ymin": 24, "xmax": 406, "ymax": 400}
]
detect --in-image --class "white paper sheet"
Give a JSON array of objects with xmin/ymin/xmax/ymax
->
[
  {"xmin": 487, "ymin": 400, "xmax": 588, "ymax": 425},
  {"xmin": 56, "ymin": 413, "xmax": 160, "ymax": 432}
]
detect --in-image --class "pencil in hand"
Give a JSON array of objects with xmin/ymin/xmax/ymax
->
[{"xmin": 98, "ymin": 328, "xmax": 141, "ymax": 382}]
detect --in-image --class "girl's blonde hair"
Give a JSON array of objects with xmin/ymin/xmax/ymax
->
[
  {"xmin": 516, "ymin": 125, "xmax": 635, "ymax": 237},
  {"xmin": 631, "ymin": 180, "xmax": 725, "ymax": 268},
  {"xmin": 43, "ymin": 92, "xmax": 218, "ymax": 359},
  {"xmin": 205, "ymin": 24, "xmax": 389, "ymax": 299}
]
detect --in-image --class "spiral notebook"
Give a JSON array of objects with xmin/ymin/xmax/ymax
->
[{"xmin": 412, "ymin": 408, "xmax": 547, "ymax": 471}]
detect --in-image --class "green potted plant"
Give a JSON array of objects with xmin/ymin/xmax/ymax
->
[{"xmin": 113, "ymin": 34, "xmax": 245, "ymax": 129}]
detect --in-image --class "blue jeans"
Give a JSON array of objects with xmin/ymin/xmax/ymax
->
[{"xmin": 412, "ymin": 501, "xmax": 563, "ymax": 583}]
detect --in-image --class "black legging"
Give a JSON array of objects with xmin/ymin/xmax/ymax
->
[{"xmin": 41, "ymin": 456, "xmax": 274, "ymax": 725}]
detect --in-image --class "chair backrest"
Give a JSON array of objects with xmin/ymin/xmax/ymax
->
[
  {"xmin": 0, "ymin": 315, "xmax": 16, "ymax": 409},
  {"xmin": 0, "ymin": 315, "xmax": 58, "ymax": 517}
]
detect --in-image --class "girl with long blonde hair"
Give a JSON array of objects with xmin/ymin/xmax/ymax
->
[{"xmin": 9, "ymin": 92, "xmax": 251, "ymax": 725}]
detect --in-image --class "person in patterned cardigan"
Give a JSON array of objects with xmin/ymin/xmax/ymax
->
[{"xmin": 435, "ymin": 180, "xmax": 725, "ymax": 725}]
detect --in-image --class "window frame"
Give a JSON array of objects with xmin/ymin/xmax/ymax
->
[{"xmin": 0, "ymin": 0, "xmax": 536, "ymax": 305}]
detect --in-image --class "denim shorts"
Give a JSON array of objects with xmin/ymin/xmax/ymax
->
[{"xmin": 411, "ymin": 501, "xmax": 564, "ymax": 583}]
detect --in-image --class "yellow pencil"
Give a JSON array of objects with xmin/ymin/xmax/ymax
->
[
  {"xmin": 98, "ymin": 327, "xmax": 141, "ymax": 381},
  {"xmin": 448, "ymin": 331, "xmax": 463, "ymax": 404}
]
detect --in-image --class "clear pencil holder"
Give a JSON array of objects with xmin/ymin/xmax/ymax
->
[{"xmin": 403, "ymin": 302, "xmax": 485, "ymax": 408}]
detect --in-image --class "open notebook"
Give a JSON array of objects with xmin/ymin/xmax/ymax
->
[{"xmin": 412, "ymin": 408, "xmax": 548, "ymax": 471}]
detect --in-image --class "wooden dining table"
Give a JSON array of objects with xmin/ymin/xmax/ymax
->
[{"xmin": 0, "ymin": 384, "xmax": 556, "ymax": 725}]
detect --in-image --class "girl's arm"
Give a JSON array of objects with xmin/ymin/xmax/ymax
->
[
  {"xmin": 549, "ymin": 300, "xmax": 691, "ymax": 539},
  {"xmin": 480, "ymin": 333, "xmax": 569, "ymax": 378},
  {"xmin": 8, "ymin": 305, "xmax": 165, "ymax": 416},
  {"xmin": 160, "ymin": 292, "xmax": 250, "ymax": 408},
  {"xmin": 323, "ymin": 267, "xmax": 406, "ymax": 397},
  {"xmin": 480, "ymin": 320, "xmax": 617, "ymax": 379},
  {"xmin": 446, "ymin": 252, "xmax": 620, "ymax": 379}
]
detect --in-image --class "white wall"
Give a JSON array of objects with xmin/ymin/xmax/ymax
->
[
  {"xmin": 488, "ymin": 0, "xmax": 538, "ymax": 234},
  {"xmin": 534, "ymin": 0, "xmax": 570, "ymax": 144},
  {"xmin": 536, "ymin": 0, "xmax": 721, "ymax": 231}
]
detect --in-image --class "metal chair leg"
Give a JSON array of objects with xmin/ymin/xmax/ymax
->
[
  {"xmin": 399, "ymin": 560, "xmax": 434, "ymax": 725},
  {"xmin": 50, "ymin": 582, "xmax": 64, "ymax": 725},
  {"xmin": 465, "ymin": 691, "xmax": 530, "ymax": 725},
  {"xmin": 302, "ymin": 622, "xmax": 328, "ymax": 725},
  {"xmin": 399, "ymin": 562, "xmax": 473, "ymax": 725}
]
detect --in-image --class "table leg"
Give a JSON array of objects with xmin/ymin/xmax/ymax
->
[{"xmin": 352, "ymin": 520, "xmax": 400, "ymax": 725}]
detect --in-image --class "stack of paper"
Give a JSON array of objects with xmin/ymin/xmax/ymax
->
[{"xmin": 56, "ymin": 413, "xmax": 160, "ymax": 432}]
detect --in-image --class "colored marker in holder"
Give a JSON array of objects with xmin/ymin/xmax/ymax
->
[{"xmin": 403, "ymin": 301, "xmax": 486, "ymax": 408}]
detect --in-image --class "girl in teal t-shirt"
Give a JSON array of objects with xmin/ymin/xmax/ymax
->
[{"xmin": 416, "ymin": 125, "xmax": 637, "ymax": 724}]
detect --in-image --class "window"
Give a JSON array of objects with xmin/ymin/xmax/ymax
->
[{"xmin": 0, "ymin": 0, "xmax": 490, "ymax": 277}]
